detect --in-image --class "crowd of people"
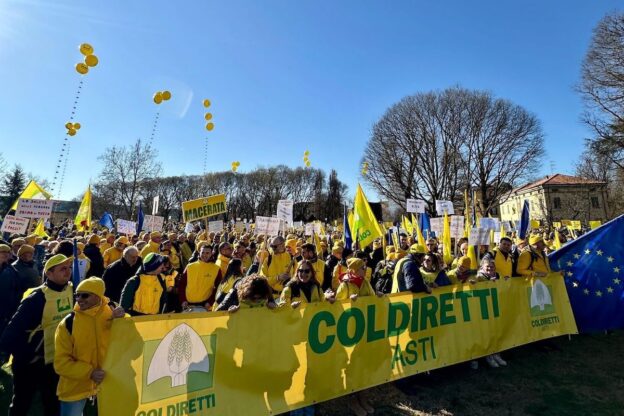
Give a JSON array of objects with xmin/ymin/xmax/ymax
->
[{"xmin": 0, "ymin": 220, "xmax": 558, "ymax": 416}]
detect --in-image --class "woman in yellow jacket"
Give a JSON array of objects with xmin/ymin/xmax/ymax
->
[
  {"xmin": 280, "ymin": 259, "xmax": 335, "ymax": 308},
  {"xmin": 54, "ymin": 277, "xmax": 124, "ymax": 416}
]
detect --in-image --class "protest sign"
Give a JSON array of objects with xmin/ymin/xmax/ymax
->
[
  {"xmin": 429, "ymin": 217, "xmax": 443, "ymax": 237},
  {"xmin": 305, "ymin": 222, "xmax": 322, "ymax": 236},
  {"xmin": 182, "ymin": 194, "xmax": 227, "ymax": 222},
  {"xmin": 276, "ymin": 200, "xmax": 294, "ymax": 227},
  {"xmin": 450, "ymin": 215, "xmax": 464, "ymax": 239},
  {"xmin": 479, "ymin": 217, "xmax": 499, "ymax": 231},
  {"xmin": 208, "ymin": 220, "xmax": 224, "ymax": 233},
  {"xmin": 1, "ymin": 215, "xmax": 29, "ymax": 234},
  {"xmin": 100, "ymin": 275, "xmax": 576, "ymax": 416},
  {"xmin": 15, "ymin": 198, "xmax": 54, "ymax": 219},
  {"xmin": 255, "ymin": 216, "xmax": 281, "ymax": 236},
  {"xmin": 406, "ymin": 199, "xmax": 426, "ymax": 213},
  {"xmin": 117, "ymin": 219, "xmax": 137, "ymax": 235},
  {"xmin": 144, "ymin": 215, "xmax": 164, "ymax": 232},
  {"xmin": 235, "ymin": 221, "xmax": 246, "ymax": 233},
  {"xmin": 435, "ymin": 200, "xmax": 454, "ymax": 215}
]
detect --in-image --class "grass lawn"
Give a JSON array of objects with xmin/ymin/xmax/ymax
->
[{"xmin": 1, "ymin": 332, "xmax": 622, "ymax": 415}]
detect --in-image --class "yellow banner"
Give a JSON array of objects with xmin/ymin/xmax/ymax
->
[
  {"xmin": 181, "ymin": 194, "xmax": 227, "ymax": 222},
  {"xmin": 569, "ymin": 220, "xmax": 582, "ymax": 230},
  {"xmin": 99, "ymin": 274, "xmax": 576, "ymax": 416},
  {"xmin": 589, "ymin": 220, "xmax": 602, "ymax": 229}
]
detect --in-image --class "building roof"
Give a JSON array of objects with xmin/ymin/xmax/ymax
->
[{"xmin": 512, "ymin": 174, "xmax": 606, "ymax": 194}]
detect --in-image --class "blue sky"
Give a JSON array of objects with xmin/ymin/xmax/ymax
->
[{"xmin": 0, "ymin": 0, "xmax": 620, "ymax": 202}]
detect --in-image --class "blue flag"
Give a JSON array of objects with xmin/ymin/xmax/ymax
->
[
  {"xmin": 72, "ymin": 238, "xmax": 81, "ymax": 287},
  {"xmin": 519, "ymin": 200, "xmax": 530, "ymax": 240},
  {"xmin": 99, "ymin": 212, "xmax": 114, "ymax": 230},
  {"xmin": 548, "ymin": 215, "xmax": 624, "ymax": 332},
  {"xmin": 419, "ymin": 212, "xmax": 431, "ymax": 239},
  {"xmin": 136, "ymin": 204, "xmax": 144, "ymax": 235},
  {"xmin": 343, "ymin": 205, "xmax": 352, "ymax": 250}
]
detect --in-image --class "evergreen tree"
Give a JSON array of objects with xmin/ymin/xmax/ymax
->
[{"xmin": 1, "ymin": 164, "xmax": 26, "ymax": 212}]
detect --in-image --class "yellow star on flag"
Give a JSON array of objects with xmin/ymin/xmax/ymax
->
[
  {"xmin": 596, "ymin": 249, "xmax": 604, "ymax": 256},
  {"xmin": 607, "ymin": 256, "xmax": 614, "ymax": 263},
  {"xmin": 596, "ymin": 290, "xmax": 603, "ymax": 297},
  {"xmin": 607, "ymin": 287, "xmax": 614, "ymax": 294}
]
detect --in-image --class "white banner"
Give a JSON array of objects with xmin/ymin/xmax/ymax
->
[
  {"xmin": 276, "ymin": 200, "xmax": 294, "ymax": 227},
  {"xmin": 435, "ymin": 200, "xmax": 454, "ymax": 215},
  {"xmin": 143, "ymin": 215, "xmax": 164, "ymax": 233},
  {"xmin": 208, "ymin": 220, "xmax": 224, "ymax": 233},
  {"xmin": 15, "ymin": 198, "xmax": 54, "ymax": 219},
  {"xmin": 255, "ymin": 216, "xmax": 281, "ymax": 236},
  {"xmin": 1, "ymin": 215, "xmax": 29, "ymax": 235},
  {"xmin": 152, "ymin": 196, "xmax": 159, "ymax": 215},
  {"xmin": 304, "ymin": 222, "xmax": 322, "ymax": 236},
  {"xmin": 468, "ymin": 228, "xmax": 490, "ymax": 246},
  {"xmin": 116, "ymin": 219, "xmax": 136, "ymax": 236},
  {"xmin": 450, "ymin": 215, "xmax": 465, "ymax": 239},
  {"xmin": 406, "ymin": 199, "xmax": 426, "ymax": 213},
  {"xmin": 429, "ymin": 217, "xmax": 443, "ymax": 237}
]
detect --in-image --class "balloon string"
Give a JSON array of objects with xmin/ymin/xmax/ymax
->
[
  {"xmin": 58, "ymin": 140, "xmax": 71, "ymax": 198},
  {"xmin": 203, "ymin": 136, "xmax": 208, "ymax": 174},
  {"xmin": 148, "ymin": 111, "xmax": 160, "ymax": 148},
  {"xmin": 51, "ymin": 78, "xmax": 84, "ymax": 196}
]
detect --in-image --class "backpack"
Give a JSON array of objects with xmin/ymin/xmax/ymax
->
[{"xmin": 372, "ymin": 260, "xmax": 396, "ymax": 294}]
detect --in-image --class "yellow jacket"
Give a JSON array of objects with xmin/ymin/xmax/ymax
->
[
  {"xmin": 517, "ymin": 248, "xmax": 551, "ymax": 277},
  {"xmin": 260, "ymin": 251, "xmax": 293, "ymax": 293},
  {"xmin": 140, "ymin": 241, "xmax": 159, "ymax": 259},
  {"xmin": 491, "ymin": 248, "xmax": 513, "ymax": 279},
  {"xmin": 241, "ymin": 254, "xmax": 253, "ymax": 273},
  {"xmin": 99, "ymin": 242, "xmax": 112, "ymax": 255},
  {"xmin": 54, "ymin": 298, "xmax": 113, "ymax": 401},
  {"xmin": 103, "ymin": 247, "xmax": 123, "ymax": 268},
  {"xmin": 183, "ymin": 261, "xmax": 221, "ymax": 304},
  {"xmin": 331, "ymin": 263, "xmax": 348, "ymax": 291},
  {"xmin": 215, "ymin": 254, "xmax": 232, "ymax": 278},
  {"xmin": 167, "ymin": 246, "xmax": 181, "ymax": 271},
  {"xmin": 336, "ymin": 278, "xmax": 375, "ymax": 300},
  {"xmin": 280, "ymin": 282, "xmax": 323, "ymax": 305}
]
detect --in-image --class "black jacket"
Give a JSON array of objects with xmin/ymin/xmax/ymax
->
[
  {"xmin": 0, "ymin": 262, "xmax": 23, "ymax": 335},
  {"xmin": 83, "ymin": 243, "xmax": 105, "ymax": 277},
  {"xmin": 102, "ymin": 257, "xmax": 142, "ymax": 303}
]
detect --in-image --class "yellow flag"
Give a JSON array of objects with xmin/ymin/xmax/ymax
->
[
  {"xmin": 553, "ymin": 229, "xmax": 562, "ymax": 250},
  {"xmin": 9, "ymin": 180, "xmax": 52, "ymax": 210},
  {"xmin": 74, "ymin": 185, "xmax": 92, "ymax": 231},
  {"xmin": 589, "ymin": 220, "xmax": 602, "ymax": 229},
  {"xmin": 443, "ymin": 212, "xmax": 453, "ymax": 265},
  {"xmin": 530, "ymin": 219, "xmax": 540, "ymax": 229},
  {"xmin": 33, "ymin": 219, "xmax": 49, "ymax": 238},
  {"xmin": 412, "ymin": 213, "xmax": 426, "ymax": 247},
  {"xmin": 352, "ymin": 184, "xmax": 383, "ymax": 248},
  {"xmin": 467, "ymin": 244, "xmax": 478, "ymax": 270},
  {"xmin": 402, "ymin": 215, "xmax": 413, "ymax": 235}
]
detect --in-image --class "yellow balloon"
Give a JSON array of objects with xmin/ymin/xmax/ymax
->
[
  {"xmin": 79, "ymin": 43, "xmax": 94, "ymax": 56},
  {"xmin": 65, "ymin": 122, "xmax": 73, "ymax": 129},
  {"xmin": 153, "ymin": 92, "xmax": 163, "ymax": 104},
  {"xmin": 84, "ymin": 54, "xmax": 98, "ymax": 67},
  {"xmin": 235, "ymin": 161, "xmax": 240, "ymax": 166},
  {"xmin": 305, "ymin": 161, "xmax": 311, "ymax": 167},
  {"xmin": 75, "ymin": 63, "xmax": 89, "ymax": 75},
  {"xmin": 73, "ymin": 122, "xmax": 81, "ymax": 130},
  {"xmin": 232, "ymin": 167, "xmax": 238, "ymax": 172},
  {"xmin": 68, "ymin": 129, "xmax": 77, "ymax": 136},
  {"xmin": 206, "ymin": 122, "xmax": 214, "ymax": 131},
  {"xmin": 304, "ymin": 150, "xmax": 310, "ymax": 156},
  {"xmin": 303, "ymin": 157, "xmax": 309, "ymax": 162},
  {"xmin": 204, "ymin": 113, "xmax": 213, "ymax": 120},
  {"xmin": 203, "ymin": 99, "xmax": 211, "ymax": 108},
  {"xmin": 162, "ymin": 90, "xmax": 172, "ymax": 101}
]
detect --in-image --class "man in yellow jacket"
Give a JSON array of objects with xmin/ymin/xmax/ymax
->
[
  {"xmin": 516, "ymin": 234, "xmax": 551, "ymax": 278},
  {"xmin": 54, "ymin": 277, "xmax": 124, "ymax": 415},
  {"xmin": 139, "ymin": 231, "xmax": 162, "ymax": 259},
  {"xmin": 260, "ymin": 236, "xmax": 294, "ymax": 295}
]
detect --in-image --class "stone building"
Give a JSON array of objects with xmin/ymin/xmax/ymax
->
[{"xmin": 498, "ymin": 174, "xmax": 609, "ymax": 225}]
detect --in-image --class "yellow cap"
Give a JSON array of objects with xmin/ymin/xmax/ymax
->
[
  {"xmin": 0, "ymin": 244, "xmax": 10, "ymax": 253},
  {"xmin": 347, "ymin": 258, "xmax": 365, "ymax": 272},
  {"xmin": 44, "ymin": 254, "xmax": 72, "ymax": 273},
  {"xmin": 409, "ymin": 244, "xmax": 426, "ymax": 254},
  {"xmin": 17, "ymin": 244, "xmax": 34, "ymax": 256},
  {"xmin": 76, "ymin": 277, "xmax": 105, "ymax": 298},
  {"xmin": 529, "ymin": 234, "xmax": 543, "ymax": 245},
  {"xmin": 116, "ymin": 236, "xmax": 129, "ymax": 245}
]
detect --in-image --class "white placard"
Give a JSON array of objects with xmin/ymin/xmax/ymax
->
[
  {"xmin": 235, "ymin": 221, "xmax": 245, "ymax": 233},
  {"xmin": 305, "ymin": 222, "xmax": 322, "ymax": 236},
  {"xmin": 144, "ymin": 215, "xmax": 164, "ymax": 233},
  {"xmin": 152, "ymin": 196, "xmax": 160, "ymax": 215},
  {"xmin": 468, "ymin": 228, "xmax": 480, "ymax": 246},
  {"xmin": 184, "ymin": 222, "xmax": 194, "ymax": 233},
  {"xmin": 116, "ymin": 219, "xmax": 137, "ymax": 236},
  {"xmin": 276, "ymin": 200, "xmax": 294, "ymax": 227},
  {"xmin": 450, "ymin": 215, "xmax": 465, "ymax": 239},
  {"xmin": 406, "ymin": 199, "xmax": 426, "ymax": 213},
  {"xmin": 208, "ymin": 220, "xmax": 224, "ymax": 233},
  {"xmin": 429, "ymin": 218, "xmax": 443, "ymax": 237},
  {"xmin": 479, "ymin": 218, "xmax": 499, "ymax": 231},
  {"xmin": 1, "ymin": 215, "xmax": 29, "ymax": 234},
  {"xmin": 435, "ymin": 200, "xmax": 454, "ymax": 215},
  {"xmin": 16, "ymin": 199, "xmax": 54, "ymax": 219},
  {"xmin": 76, "ymin": 258, "xmax": 89, "ymax": 282},
  {"xmin": 479, "ymin": 228, "xmax": 491, "ymax": 245},
  {"xmin": 293, "ymin": 221, "xmax": 304, "ymax": 229},
  {"xmin": 255, "ymin": 216, "xmax": 281, "ymax": 236},
  {"xmin": 493, "ymin": 231, "xmax": 502, "ymax": 243}
]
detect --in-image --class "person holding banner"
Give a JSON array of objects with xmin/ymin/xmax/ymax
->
[
  {"xmin": 215, "ymin": 258, "xmax": 245, "ymax": 305},
  {"xmin": 215, "ymin": 274, "xmax": 277, "ymax": 312},
  {"xmin": 392, "ymin": 244, "xmax": 430, "ymax": 294},
  {"xmin": 483, "ymin": 237, "xmax": 514, "ymax": 279},
  {"xmin": 260, "ymin": 236, "xmax": 293, "ymax": 295},
  {"xmin": 178, "ymin": 244, "xmax": 222, "ymax": 312},
  {"xmin": 419, "ymin": 254, "xmax": 452, "ymax": 288},
  {"xmin": 54, "ymin": 277, "xmax": 125, "ymax": 416},
  {"xmin": 516, "ymin": 235, "xmax": 551, "ymax": 278},
  {"xmin": 0, "ymin": 254, "xmax": 74, "ymax": 416},
  {"xmin": 280, "ymin": 259, "xmax": 335, "ymax": 307},
  {"xmin": 120, "ymin": 253, "xmax": 167, "ymax": 316}
]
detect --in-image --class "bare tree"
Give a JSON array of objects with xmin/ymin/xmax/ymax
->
[
  {"xmin": 96, "ymin": 139, "xmax": 162, "ymax": 217},
  {"xmin": 578, "ymin": 11, "xmax": 624, "ymax": 168},
  {"xmin": 363, "ymin": 87, "xmax": 544, "ymax": 215}
]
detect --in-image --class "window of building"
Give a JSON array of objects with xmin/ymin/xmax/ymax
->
[
  {"xmin": 591, "ymin": 196, "xmax": 600, "ymax": 209},
  {"xmin": 554, "ymin": 197, "xmax": 561, "ymax": 209}
]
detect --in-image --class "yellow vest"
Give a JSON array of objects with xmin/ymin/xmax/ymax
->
[
  {"xmin": 391, "ymin": 258, "xmax": 409, "ymax": 293},
  {"xmin": 140, "ymin": 241, "xmax": 159, "ymax": 259},
  {"xmin": 241, "ymin": 254, "xmax": 252, "ymax": 272},
  {"xmin": 331, "ymin": 264, "xmax": 347, "ymax": 291},
  {"xmin": 294, "ymin": 258, "xmax": 325, "ymax": 282},
  {"xmin": 185, "ymin": 261, "xmax": 220, "ymax": 303},
  {"xmin": 99, "ymin": 242, "xmax": 112, "ymax": 255},
  {"xmin": 215, "ymin": 254, "xmax": 231, "ymax": 278},
  {"xmin": 260, "ymin": 252, "xmax": 292, "ymax": 292},
  {"xmin": 492, "ymin": 248, "xmax": 513, "ymax": 279},
  {"xmin": 132, "ymin": 274, "xmax": 164, "ymax": 315},
  {"xmin": 41, "ymin": 284, "xmax": 74, "ymax": 364},
  {"xmin": 216, "ymin": 276, "xmax": 241, "ymax": 301},
  {"xmin": 280, "ymin": 283, "xmax": 323, "ymax": 305},
  {"xmin": 336, "ymin": 279, "xmax": 375, "ymax": 300}
]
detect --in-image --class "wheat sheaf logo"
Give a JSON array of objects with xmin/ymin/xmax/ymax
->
[
  {"xmin": 528, "ymin": 279, "xmax": 555, "ymax": 317},
  {"xmin": 146, "ymin": 323, "xmax": 209, "ymax": 388}
]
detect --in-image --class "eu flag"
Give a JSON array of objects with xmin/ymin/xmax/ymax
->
[
  {"xmin": 136, "ymin": 203, "xmax": 144, "ymax": 235},
  {"xmin": 519, "ymin": 200, "xmax": 530, "ymax": 240},
  {"xmin": 548, "ymin": 214, "xmax": 624, "ymax": 332},
  {"xmin": 343, "ymin": 205, "xmax": 352, "ymax": 250},
  {"xmin": 99, "ymin": 212, "xmax": 114, "ymax": 230}
]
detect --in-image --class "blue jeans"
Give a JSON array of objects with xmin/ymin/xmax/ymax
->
[{"xmin": 60, "ymin": 399, "xmax": 87, "ymax": 416}]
